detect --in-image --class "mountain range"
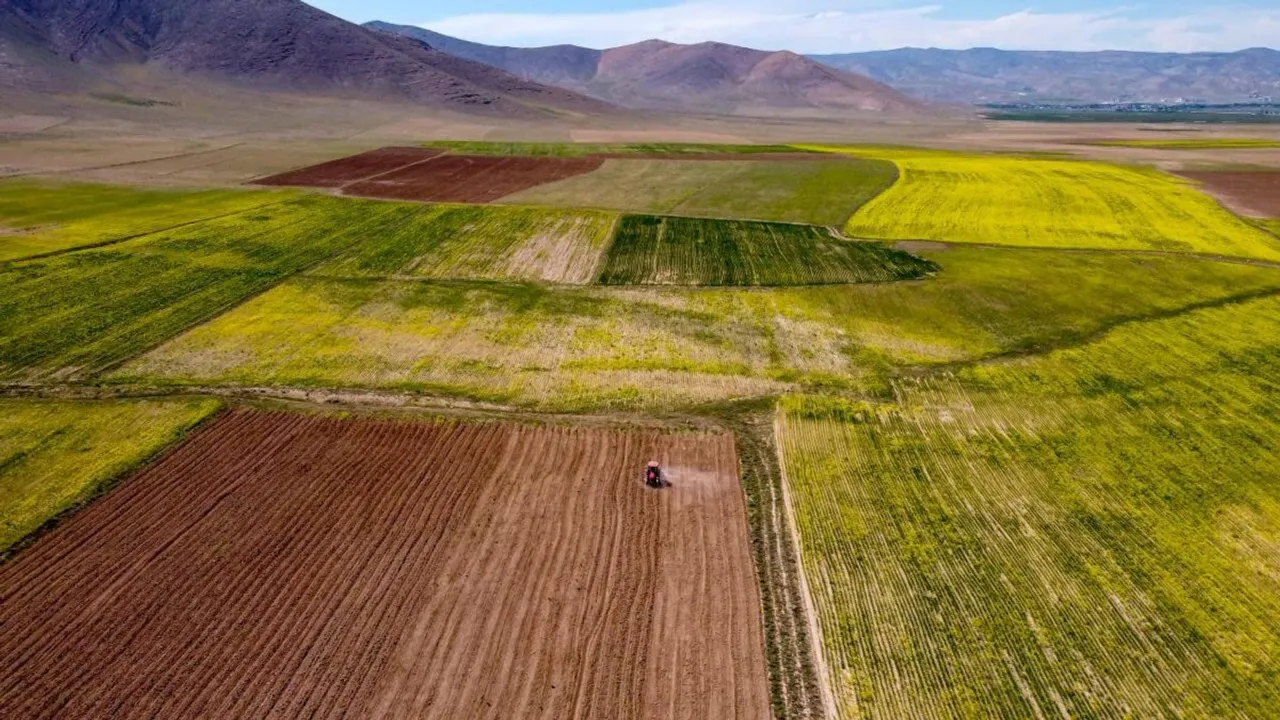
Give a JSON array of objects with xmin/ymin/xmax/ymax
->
[
  {"xmin": 811, "ymin": 47, "xmax": 1280, "ymax": 104},
  {"xmin": 365, "ymin": 23, "xmax": 922, "ymax": 115},
  {"xmin": 3, "ymin": 0, "xmax": 1278, "ymax": 118},
  {"xmin": 0, "ymin": 0, "xmax": 611, "ymax": 117}
]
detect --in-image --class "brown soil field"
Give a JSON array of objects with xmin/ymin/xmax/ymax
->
[
  {"xmin": 252, "ymin": 147, "xmax": 444, "ymax": 188},
  {"xmin": 0, "ymin": 409, "xmax": 770, "ymax": 719},
  {"xmin": 343, "ymin": 155, "xmax": 605, "ymax": 203},
  {"xmin": 1179, "ymin": 170, "xmax": 1280, "ymax": 217}
]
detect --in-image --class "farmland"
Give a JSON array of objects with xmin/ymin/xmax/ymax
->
[
  {"xmin": 817, "ymin": 146, "xmax": 1280, "ymax": 260},
  {"xmin": 253, "ymin": 146, "xmax": 444, "ymax": 188},
  {"xmin": 0, "ymin": 409, "xmax": 770, "ymax": 718},
  {"xmin": 0, "ymin": 397, "xmax": 219, "ymax": 554},
  {"xmin": 0, "ymin": 194, "xmax": 403, "ymax": 381},
  {"xmin": 314, "ymin": 204, "xmax": 617, "ymax": 284},
  {"xmin": 343, "ymin": 155, "xmax": 605, "ymax": 203},
  {"xmin": 1179, "ymin": 170, "xmax": 1280, "ymax": 218},
  {"xmin": 0, "ymin": 180, "xmax": 291, "ymax": 261},
  {"xmin": 1093, "ymin": 138, "xmax": 1280, "ymax": 149},
  {"xmin": 115, "ymin": 246, "xmax": 1280, "ymax": 410},
  {"xmin": 777, "ymin": 293, "xmax": 1280, "ymax": 719},
  {"xmin": 596, "ymin": 215, "xmax": 935, "ymax": 286},
  {"xmin": 504, "ymin": 157, "xmax": 897, "ymax": 226},
  {"xmin": 3, "ymin": 133, "xmax": 1280, "ymax": 720},
  {"xmin": 423, "ymin": 140, "xmax": 815, "ymax": 156}
]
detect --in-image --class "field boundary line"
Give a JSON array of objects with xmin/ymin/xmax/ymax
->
[
  {"xmin": 1, "ymin": 196, "xmax": 298, "ymax": 264},
  {"xmin": 920, "ymin": 284, "xmax": 1280, "ymax": 375},
  {"xmin": 0, "ymin": 399, "xmax": 225, "ymax": 564},
  {"xmin": 773, "ymin": 411, "xmax": 838, "ymax": 720},
  {"xmin": 880, "ymin": 237, "xmax": 1280, "ymax": 269},
  {"xmin": 3, "ymin": 142, "xmax": 248, "ymax": 180},
  {"xmin": 81, "ymin": 206, "xmax": 404, "ymax": 381}
]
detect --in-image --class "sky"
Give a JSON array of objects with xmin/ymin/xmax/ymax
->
[{"xmin": 308, "ymin": 1, "xmax": 1280, "ymax": 54}]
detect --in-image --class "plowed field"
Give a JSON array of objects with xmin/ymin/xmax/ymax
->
[
  {"xmin": 0, "ymin": 410, "xmax": 770, "ymax": 719},
  {"xmin": 343, "ymin": 155, "xmax": 605, "ymax": 203},
  {"xmin": 252, "ymin": 147, "xmax": 444, "ymax": 188},
  {"xmin": 1179, "ymin": 170, "xmax": 1280, "ymax": 217}
]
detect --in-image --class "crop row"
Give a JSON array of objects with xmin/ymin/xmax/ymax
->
[
  {"xmin": 313, "ymin": 204, "xmax": 617, "ymax": 284},
  {"xmin": 0, "ymin": 196, "xmax": 402, "ymax": 381},
  {"xmin": 777, "ymin": 293, "xmax": 1280, "ymax": 719},
  {"xmin": 0, "ymin": 397, "xmax": 220, "ymax": 554},
  {"xmin": 596, "ymin": 215, "xmax": 937, "ymax": 286},
  {"xmin": 0, "ymin": 180, "xmax": 291, "ymax": 262}
]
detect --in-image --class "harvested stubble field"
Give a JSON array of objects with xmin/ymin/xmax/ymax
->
[
  {"xmin": 253, "ymin": 147, "xmax": 444, "ymax": 188},
  {"xmin": 596, "ymin": 215, "xmax": 935, "ymax": 286},
  {"xmin": 777, "ymin": 293, "xmax": 1280, "ymax": 719},
  {"xmin": 1178, "ymin": 170, "xmax": 1280, "ymax": 218},
  {"xmin": 115, "ymin": 247, "xmax": 1280, "ymax": 411},
  {"xmin": 503, "ymin": 157, "xmax": 897, "ymax": 227},
  {"xmin": 811, "ymin": 146, "xmax": 1280, "ymax": 261},
  {"xmin": 313, "ymin": 204, "xmax": 617, "ymax": 284},
  {"xmin": 0, "ymin": 397, "xmax": 219, "ymax": 554},
  {"xmin": 0, "ymin": 180, "xmax": 291, "ymax": 262},
  {"xmin": 344, "ymin": 155, "xmax": 605, "ymax": 203},
  {"xmin": 0, "ymin": 195, "xmax": 408, "ymax": 382},
  {"xmin": 0, "ymin": 409, "xmax": 770, "ymax": 719}
]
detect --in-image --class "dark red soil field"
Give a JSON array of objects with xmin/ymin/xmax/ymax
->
[
  {"xmin": 1180, "ymin": 170, "xmax": 1280, "ymax": 217},
  {"xmin": 253, "ymin": 147, "xmax": 444, "ymax": 188},
  {"xmin": 0, "ymin": 409, "xmax": 770, "ymax": 719},
  {"xmin": 343, "ymin": 155, "xmax": 605, "ymax": 203}
]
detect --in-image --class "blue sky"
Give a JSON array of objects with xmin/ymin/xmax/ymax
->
[{"xmin": 310, "ymin": 1, "xmax": 1280, "ymax": 53}]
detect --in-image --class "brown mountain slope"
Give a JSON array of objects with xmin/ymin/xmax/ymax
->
[
  {"xmin": 0, "ymin": 0, "xmax": 612, "ymax": 117},
  {"xmin": 369, "ymin": 24, "xmax": 924, "ymax": 115}
]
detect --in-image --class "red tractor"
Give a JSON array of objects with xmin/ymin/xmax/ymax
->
[{"xmin": 645, "ymin": 461, "xmax": 666, "ymax": 489}]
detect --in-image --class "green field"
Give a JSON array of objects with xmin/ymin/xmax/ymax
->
[
  {"xmin": 0, "ymin": 397, "xmax": 220, "ymax": 554},
  {"xmin": 313, "ymin": 204, "xmax": 617, "ymax": 284},
  {"xmin": 1093, "ymin": 138, "xmax": 1280, "ymax": 150},
  {"xmin": 423, "ymin": 140, "xmax": 812, "ymax": 156},
  {"xmin": 596, "ymin": 215, "xmax": 935, "ymax": 286},
  {"xmin": 808, "ymin": 146, "xmax": 1280, "ymax": 260},
  {"xmin": 0, "ymin": 195, "xmax": 403, "ymax": 381},
  {"xmin": 778, "ymin": 292, "xmax": 1280, "ymax": 719},
  {"xmin": 114, "ymin": 246, "xmax": 1280, "ymax": 411},
  {"xmin": 502, "ymin": 157, "xmax": 897, "ymax": 226},
  {"xmin": 0, "ymin": 180, "xmax": 292, "ymax": 262}
]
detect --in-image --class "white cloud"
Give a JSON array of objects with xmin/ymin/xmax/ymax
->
[{"xmin": 422, "ymin": 2, "xmax": 1280, "ymax": 53}]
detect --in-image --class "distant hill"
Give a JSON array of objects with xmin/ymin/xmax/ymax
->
[
  {"xmin": 367, "ymin": 22, "xmax": 925, "ymax": 115},
  {"xmin": 810, "ymin": 47, "xmax": 1280, "ymax": 104},
  {"xmin": 0, "ymin": 0, "xmax": 612, "ymax": 117}
]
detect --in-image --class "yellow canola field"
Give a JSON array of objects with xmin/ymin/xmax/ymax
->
[{"xmin": 806, "ymin": 146, "xmax": 1280, "ymax": 261}]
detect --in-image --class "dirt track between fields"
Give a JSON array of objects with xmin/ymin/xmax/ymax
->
[{"xmin": 0, "ymin": 409, "xmax": 770, "ymax": 719}]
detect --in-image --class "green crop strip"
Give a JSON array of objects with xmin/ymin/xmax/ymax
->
[
  {"xmin": 778, "ymin": 294, "xmax": 1280, "ymax": 718},
  {"xmin": 117, "ymin": 245, "xmax": 1280, "ymax": 412},
  {"xmin": 312, "ymin": 204, "xmax": 617, "ymax": 285},
  {"xmin": 0, "ymin": 195, "xmax": 407, "ymax": 381},
  {"xmin": 0, "ymin": 397, "xmax": 220, "ymax": 555},
  {"xmin": 596, "ymin": 215, "xmax": 936, "ymax": 286},
  {"xmin": 804, "ymin": 145, "xmax": 1280, "ymax": 261},
  {"xmin": 503, "ymin": 157, "xmax": 897, "ymax": 227},
  {"xmin": 0, "ymin": 180, "xmax": 294, "ymax": 262}
]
